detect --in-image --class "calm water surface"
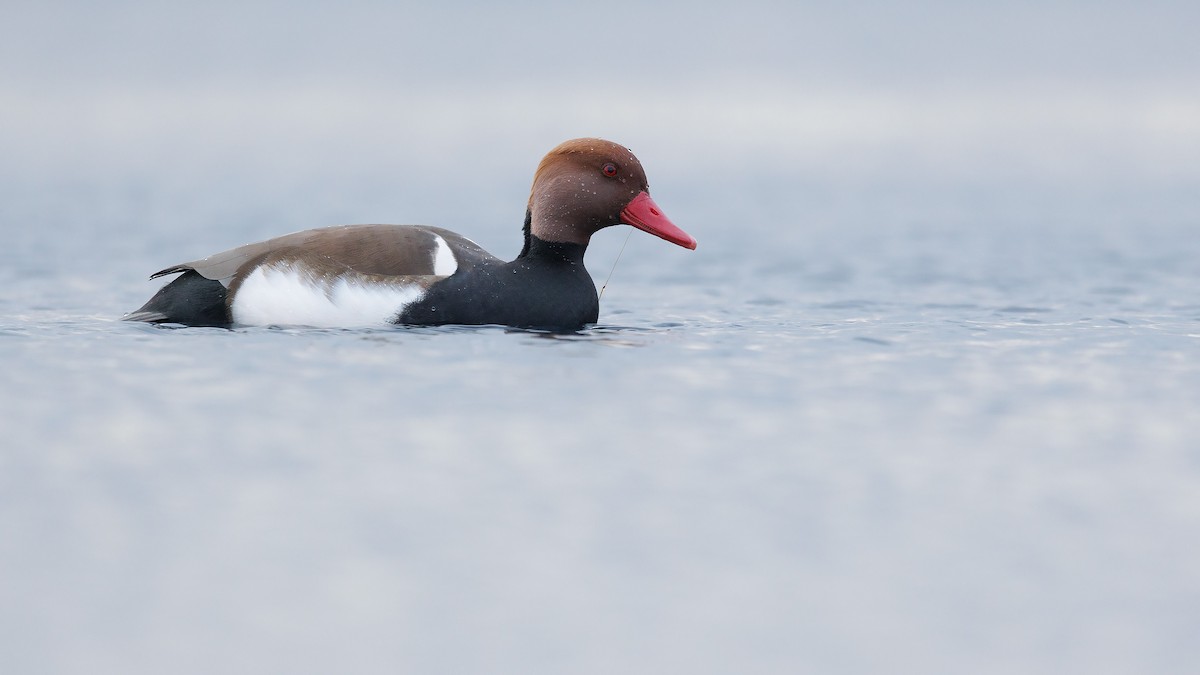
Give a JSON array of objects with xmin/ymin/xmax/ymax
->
[
  {"xmin": 2, "ymin": 194, "xmax": 1199, "ymax": 674},
  {"xmin": 5, "ymin": 1, "xmax": 1200, "ymax": 671}
]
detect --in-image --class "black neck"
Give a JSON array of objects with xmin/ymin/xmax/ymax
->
[
  {"xmin": 520, "ymin": 208, "xmax": 533, "ymax": 257},
  {"xmin": 519, "ymin": 233, "xmax": 588, "ymax": 264},
  {"xmin": 519, "ymin": 212, "xmax": 588, "ymax": 263}
]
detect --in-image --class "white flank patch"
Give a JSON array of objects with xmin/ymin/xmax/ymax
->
[
  {"xmin": 431, "ymin": 234, "xmax": 458, "ymax": 276},
  {"xmin": 231, "ymin": 264, "xmax": 426, "ymax": 327}
]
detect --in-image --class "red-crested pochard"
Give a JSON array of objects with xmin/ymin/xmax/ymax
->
[{"xmin": 124, "ymin": 138, "xmax": 696, "ymax": 330}]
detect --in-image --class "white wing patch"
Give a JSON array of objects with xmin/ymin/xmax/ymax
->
[
  {"xmin": 231, "ymin": 263, "xmax": 426, "ymax": 327},
  {"xmin": 431, "ymin": 233, "xmax": 458, "ymax": 276}
]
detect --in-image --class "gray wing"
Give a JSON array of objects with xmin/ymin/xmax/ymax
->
[{"xmin": 150, "ymin": 224, "xmax": 499, "ymax": 287}]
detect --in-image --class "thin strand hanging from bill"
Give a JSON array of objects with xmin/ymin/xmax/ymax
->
[{"xmin": 598, "ymin": 229, "xmax": 634, "ymax": 301}]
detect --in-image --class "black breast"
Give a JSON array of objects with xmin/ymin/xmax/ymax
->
[{"xmin": 396, "ymin": 238, "xmax": 598, "ymax": 330}]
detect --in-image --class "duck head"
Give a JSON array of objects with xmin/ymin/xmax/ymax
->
[{"xmin": 525, "ymin": 138, "xmax": 697, "ymax": 250}]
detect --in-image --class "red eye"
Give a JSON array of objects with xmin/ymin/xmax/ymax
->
[{"xmin": 602, "ymin": 163, "xmax": 618, "ymax": 177}]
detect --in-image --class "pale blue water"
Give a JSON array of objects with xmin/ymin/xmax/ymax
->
[
  {"xmin": 4, "ymin": 2, "xmax": 1200, "ymax": 673},
  {"xmin": 3, "ymin": 181, "xmax": 1199, "ymax": 674}
]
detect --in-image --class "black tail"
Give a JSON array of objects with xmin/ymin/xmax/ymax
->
[{"xmin": 123, "ymin": 270, "xmax": 231, "ymax": 327}]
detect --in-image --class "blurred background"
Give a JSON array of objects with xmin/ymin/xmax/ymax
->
[
  {"xmin": 2, "ymin": 2, "xmax": 1199, "ymax": 674},
  {"xmin": 4, "ymin": 0, "xmax": 1197, "ymax": 257}
]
